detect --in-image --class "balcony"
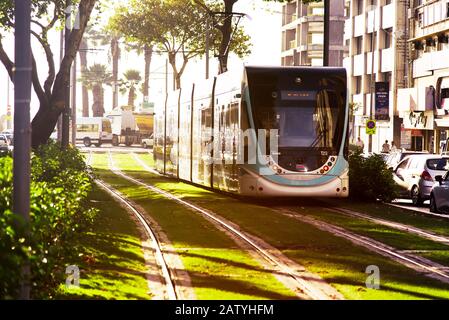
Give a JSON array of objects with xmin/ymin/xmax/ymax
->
[
  {"xmin": 367, "ymin": 9, "xmax": 381, "ymax": 33},
  {"xmin": 366, "ymin": 51, "xmax": 379, "ymax": 74},
  {"xmin": 413, "ymin": 49, "xmax": 449, "ymax": 78},
  {"xmin": 381, "ymin": 48, "xmax": 393, "ymax": 72},
  {"xmin": 382, "ymin": 3, "xmax": 394, "ymax": 29},
  {"xmin": 289, "ymin": 39, "xmax": 297, "ymax": 50},
  {"xmin": 344, "ymin": 19, "xmax": 352, "ymax": 40},
  {"xmin": 353, "ymin": 54, "xmax": 364, "ymax": 76},
  {"xmin": 352, "ymin": 94, "xmax": 364, "ymax": 116},
  {"xmin": 353, "ymin": 14, "xmax": 365, "ymax": 37}
]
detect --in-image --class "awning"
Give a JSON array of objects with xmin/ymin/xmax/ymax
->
[{"xmin": 435, "ymin": 117, "xmax": 449, "ymax": 128}]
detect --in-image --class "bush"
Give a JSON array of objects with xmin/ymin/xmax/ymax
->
[
  {"xmin": 0, "ymin": 141, "xmax": 97, "ymax": 299},
  {"xmin": 348, "ymin": 150, "xmax": 399, "ymax": 202}
]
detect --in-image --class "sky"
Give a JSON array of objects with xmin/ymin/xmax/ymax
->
[{"xmin": 0, "ymin": 0, "xmax": 283, "ymax": 128}]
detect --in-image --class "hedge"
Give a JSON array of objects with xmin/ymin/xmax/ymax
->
[{"xmin": 0, "ymin": 142, "xmax": 97, "ymax": 299}]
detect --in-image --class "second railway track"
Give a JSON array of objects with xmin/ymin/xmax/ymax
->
[{"xmin": 107, "ymin": 151, "xmax": 344, "ymax": 300}]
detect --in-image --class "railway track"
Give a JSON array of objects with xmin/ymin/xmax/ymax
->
[
  {"xmin": 108, "ymin": 151, "xmax": 343, "ymax": 300},
  {"xmin": 87, "ymin": 151, "xmax": 181, "ymax": 300},
  {"xmin": 318, "ymin": 204, "xmax": 449, "ymax": 245},
  {"xmin": 278, "ymin": 207, "xmax": 449, "ymax": 284},
  {"xmin": 94, "ymin": 179, "xmax": 178, "ymax": 300}
]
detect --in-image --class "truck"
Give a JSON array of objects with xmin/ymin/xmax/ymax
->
[{"xmin": 107, "ymin": 106, "xmax": 154, "ymax": 147}]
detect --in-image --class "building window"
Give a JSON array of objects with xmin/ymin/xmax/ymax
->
[
  {"xmin": 355, "ymin": 36, "xmax": 363, "ymax": 54},
  {"xmin": 356, "ymin": 0, "xmax": 363, "ymax": 15},
  {"xmin": 384, "ymin": 28, "xmax": 392, "ymax": 49},
  {"xmin": 355, "ymin": 76, "xmax": 362, "ymax": 94},
  {"xmin": 367, "ymin": 32, "xmax": 377, "ymax": 52}
]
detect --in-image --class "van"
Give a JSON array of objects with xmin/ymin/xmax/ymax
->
[{"xmin": 76, "ymin": 117, "xmax": 112, "ymax": 147}]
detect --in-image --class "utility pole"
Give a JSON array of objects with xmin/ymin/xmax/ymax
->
[
  {"xmin": 205, "ymin": 15, "xmax": 210, "ymax": 80},
  {"xmin": 57, "ymin": 29, "xmax": 64, "ymax": 142},
  {"xmin": 71, "ymin": 55, "xmax": 77, "ymax": 146},
  {"xmin": 323, "ymin": 0, "xmax": 330, "ymax": 66},
  {"xmin": 369, "ymin": 7, "xmax": 377, "ymax": 153},
  {"xmin": 61, "ymin": 0, "xmax": 72, "ymax": 148},
  {"xmin": 13, "ymin": 0, "xmax": 32, "ymax": 300},
  {"xmin": 6, "ymin": 75, "xmax": 12, "ymax": 129}
]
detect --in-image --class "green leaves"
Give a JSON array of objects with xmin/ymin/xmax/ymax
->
[
  {"xmin": 0, "ymin": 141, "xmax": 97, "ymax": 298},
  {"xmin": 348, "ymin": 151, "xmax": 399, "ymax": 202}
]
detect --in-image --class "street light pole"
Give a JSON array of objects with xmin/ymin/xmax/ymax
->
[
  {"xmin": 323, "ymin": 0, "xmax": 330, "ymax": 66},
  {"xmin": 369, "ymin": 7, "xmax": 376, "ymax": 153},
  {"xmin": 61, "ymin": 0, "xmax": 72, "ymax": 148},
  {"xmin": 205, "ymin": 16, "xmax": 210, "ymax": 80},
  {"xmin": 13, "ymin": 0, "xmax": 32, "ymax": 299},
  {"xmin": 71, "ymin": 56, "xmax": 77, "ymax": 146}
]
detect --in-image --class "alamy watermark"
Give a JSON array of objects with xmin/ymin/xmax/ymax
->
[
  {"xmin": 365, "ymin": 265, "xmax": 380, "ymax": 289},
  {"xmin": 65, "ymin": 265, "xmax": 80, "ymax": 289}
]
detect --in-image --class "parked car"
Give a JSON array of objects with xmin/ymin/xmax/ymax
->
[
  {"xmin": 393, "ymin": 155, "xmax": 449, "ymax": 206},
  {"xmin": 386, "ymin": 150, "xmax": 429, "ymax": 169},
  {"xmin": 430, "ymin": 173, "xmax": 449, "ymax": 213},
  {"xmin": 141, "ymin": 133, "xmax": 154, "ymax": 149},
  {"xmin": 0, "ymin": 131, "xmax": 13, "ymax": 145},
  {"xmin": 0, "ymin": 134, "xmax": 9, "ymax": 155}
]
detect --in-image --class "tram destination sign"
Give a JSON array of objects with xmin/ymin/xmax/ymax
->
[{"xmin": 375, "ymin": 82, "xmax": 390, "ymax": 121}]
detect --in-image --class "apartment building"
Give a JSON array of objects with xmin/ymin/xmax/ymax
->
[
  {"xmin": 397, "ymin": 0, "xmax": 449, "ymax": 153},
  {"xmin": 344, "ymin": 0, "xmax": 408, "ymax": 153},
  {"xmin": 281, "ymin": 0, "xmax": 347, "ymax": 67}
]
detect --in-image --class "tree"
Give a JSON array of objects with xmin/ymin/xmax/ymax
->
[
  {"xmin": 0, "ymin": 0, "xmax": 98, "ymax": 148},
  {"xmin": 119, "ymin": 69, "xmax": 142, "ymax": 107},
  {"xmin": 193, "ymin": 0, "xmax": 322, "ymax": 73},
  {"xmin": 79, "ymin": 63, "xmax": 112, "ymax": 117},
  {"xmin": 110, "ymin": 0, "xmax": 250, "ymax": 89}
]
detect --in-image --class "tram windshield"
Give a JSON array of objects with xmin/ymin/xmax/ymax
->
[
  {"xmin": 247, "ymin": 67, "xmax": 347, "ymax": 172},
  {"xmin": 255, "ymin": 90, "xmax": 341, "ymax": 149}
]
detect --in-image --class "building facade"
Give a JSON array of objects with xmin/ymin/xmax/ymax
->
[
  {"xmin": 398, "ymin": 0, "xmax": 449, "ymax": 154},
  {"xmin": 281, "ymin": 0, "xmax": 347, "ymax": 67},
  {"xmin": 344, "ymin": 0, "xmax": 408, "ymax": 153}
]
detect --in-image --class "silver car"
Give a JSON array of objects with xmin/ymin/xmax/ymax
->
[
  {"xmin": 393, "ymin": 155, "xmax": 449, "ymax": 206},
  {"xmin": 430, "ymin": 173, "xmax": 449, "ymax": 213}
]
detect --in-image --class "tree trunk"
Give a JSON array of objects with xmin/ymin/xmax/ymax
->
[
  {"xmin": 218, "ymin": 0, "xmax": 237, "ymax": 74},
  {"xmin": 143, "ymin": 44, "xmax": 153, "ymax": 103},
  {"xmin": 92, "ymin": 84, "xmax": 103, "ymax": 117},
  {"xmin": 30, "ymin": 0, "xmax": 97, "ymax": 148},
  {"xmin": 79, "ymin": 38, "xmax": 89, "ymax": 117},
  {"xmin": 111, "ymin": 37, "xmax": 120, "ymax": 110},
  {"xmin": 128, "ymin": 86, "xmax": 135, "ymax": 107}
]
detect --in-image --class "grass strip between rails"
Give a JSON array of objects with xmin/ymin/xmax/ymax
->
[
  {"xmin": 324, "ymin": 199, "xmax": 449, "ymax": 238},
  {"xmin": 55, "ymin": 181, "xmax": 150, "ymax": 299},
  {"xmin": 92, "ymin": 153, "xmax": 297, "ymax": 300},
  {"xmin": 122, "ymin": 152, "xmax": 449, "ymax": 300}
]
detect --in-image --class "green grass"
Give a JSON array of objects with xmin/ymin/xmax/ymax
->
[
  {"xmin": 325, "ymin": 199, "xmax": 449, "ymax": 237},
  {"xmin": 92, "ymin": 154, "xmax": 297, "ymax": 300},
  {"xmin": 120, "ymin": 152, "xmax": 449, "ymax": 299},
  {"xmin": 55, "ymin": 183, "xmax": 150, "ymax": 300}
]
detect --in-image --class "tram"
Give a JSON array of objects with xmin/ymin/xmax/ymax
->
[{"xmin": 153, "ymin": 66, "xmax": 349, "ymax": 197}]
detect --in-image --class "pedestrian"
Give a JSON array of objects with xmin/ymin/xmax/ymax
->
[
  {"xmin": 356, "ymin": 137, "xmax": 364, "ymax": 151},
  {"xmin": 382, "ymin": 140, "xmax": 390, "ymax": 153},
  {"xmin": 390, "ymin": 141, "xmax": 398, "ymax": 153}
]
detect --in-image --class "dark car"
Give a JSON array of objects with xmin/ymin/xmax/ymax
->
[{"xmin": 0, "ymin": 134, "xmax": 9, "ymax": 155}]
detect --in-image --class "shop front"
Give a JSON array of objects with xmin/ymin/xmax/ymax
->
[{"xmin": 401, "ymin": 110, "xmax": 434, "ymax": 152}]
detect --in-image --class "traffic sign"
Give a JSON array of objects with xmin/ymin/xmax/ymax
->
[{"xmin": 366, "ymin": 119, "xmax": 376, "ymax": 135}]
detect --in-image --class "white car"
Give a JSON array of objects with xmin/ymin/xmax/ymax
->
[{"xmin": 141, "ymin": 133, "xmax": 154, "ymax": 149}]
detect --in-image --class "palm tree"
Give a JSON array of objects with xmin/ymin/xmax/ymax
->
[
  {"xmin": 80, "ymin": 64, "xmax": 113, "ymax": 117},
  {"xmin": 119, "ymin": 69, "xmax": 142, "ymax": 107}
]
